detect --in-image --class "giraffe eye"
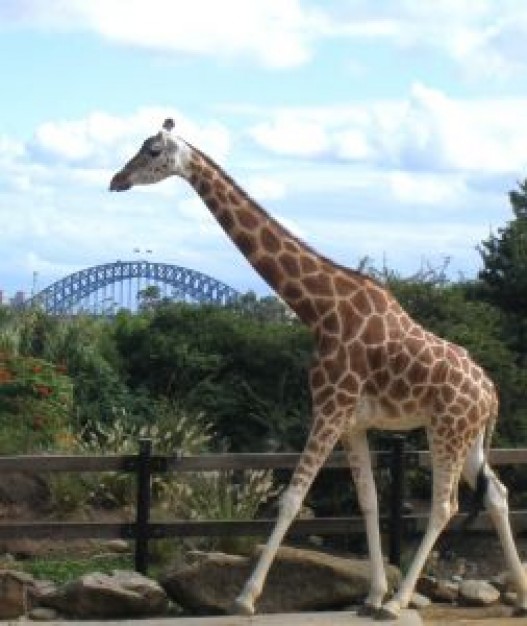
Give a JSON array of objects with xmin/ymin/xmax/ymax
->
[{"xmin": 148, "ymin": 146, "xmax": 162, "ymax": 158}]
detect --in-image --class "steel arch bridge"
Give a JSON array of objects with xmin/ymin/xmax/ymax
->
[{"xmin": 25, "ymin": 260, "xmax": 241, "ymax": 315}]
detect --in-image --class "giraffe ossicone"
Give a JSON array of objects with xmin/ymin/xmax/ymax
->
[{"xmin": 110, "ymin": 120, "xmax": 527, "ymax": 619}]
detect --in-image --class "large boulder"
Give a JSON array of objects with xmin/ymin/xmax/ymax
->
[
  {"xmin": 40, "ymin": 570, "xmax": 168, "ymax": 618},
  {"xmin": 0, "ymin": 570, "xmax": 41, "ymax": 618},
  {"xmin": 0, "ymin": 473, "xmax": 49, "ymax": 509},
  {"xmin": 458, "ymin": 579, "xmax": 501, "ymax": 606},
  {"xmin": 161, "ymin": 546, "xmax": 401, "ymax": 615}
]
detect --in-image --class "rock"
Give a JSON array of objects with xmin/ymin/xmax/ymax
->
[
  {"xmin": 416, "ymin": 575, "xmax": 437, "ymax": 597},
  {"xmin": 105, "ymin": 539, "xmax": 130, "ymax": 554},
  {"xmin": 27, "ymin": 578, "xmax": 57, "ymax": 609},
  {"xmin": 0, "ymin": 570, "xmax": 39, "ymax": 619},
  {"xmin": 503, "ymin": 590, "xmax": 518, "ymax": 606},
  {"xmin": 410, "ymin": 591, "xmax": 431, "ymax": 609},
  {"xmin": 40, "ymin": 570, "xmax": 168, "ymax": 618},
  {"xmin": 417, "ymin": 575, "xmax": 459, "ymax": 603},
  {"xmin": 0, "ymin": 569, "xmax": 38, "ymax": 618},
  {"xmin": 458, "ymin": 579, "xmax": 500, "ymax": 606},
  {"xmin": 28, "ymin": 607, "xmax": 59, "ymax": 621},
  {"xmin": 161, "ymin": 546, "xmax": 401, "ymax": 615},
  {"xmin": 453, "ymin": 557, "xmax": 468, "ymax": 578},
  {"xmin": 490, "ymin": 570, "xmax": 509, "ymax": 592},
  {"xmin": 0, "ymin": 473, "xmax": 49, "ymax": 509},
  {"xmin": 434, "ymin": 579, "xmax": 460, "ymax": 603}
]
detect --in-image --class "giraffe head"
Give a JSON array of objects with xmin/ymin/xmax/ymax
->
[{"xmin": 109, "ymin": 119, "xmax": 192, "ymax": 191}]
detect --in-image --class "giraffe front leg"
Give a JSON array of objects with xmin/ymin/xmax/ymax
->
[
  {"xmin": 233, "ymin": 410, "xmax": 345, "ymax": 616},
  {"xmin": 233, "ymin": 485, "xmax": 303, "ymax": 615}
]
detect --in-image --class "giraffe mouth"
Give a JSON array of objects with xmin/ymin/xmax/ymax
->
[{"xmin": 109, "ymin": 172, "xmax": 132, "ymax": 192}]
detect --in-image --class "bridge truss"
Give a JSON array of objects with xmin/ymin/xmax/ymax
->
[{"xmin": 25, "ymin": 260, "xmax": 240, "ymax": 315}]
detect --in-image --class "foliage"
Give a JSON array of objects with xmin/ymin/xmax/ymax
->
[
  {"xmin": 172, "ymin": 469, "xmax": 281, "ymax": 554},
  {"xmin": 111, "ymin": 301, "xmax": 312, "ymax": 451},
  {"xmin": 22, "ymin": 555, "xmax": 132, "ymax": 585},
  {"xmin": 49, "ymin": 403, "xmax": 213, "ymax": 511},
  {"xmin": 0, "ymin": 350, "xmax": 73, "ymax": 453},
  {"xmin": 0, "ymin": 177, "xmax": 526, "ymax": 478},
  {"xmin": 478, "ymin": 179, "xmax": 527, "ymax": 316},
  {"xmin": 16, "ymin": 310, "xmax": 130, "ymax": 430}
]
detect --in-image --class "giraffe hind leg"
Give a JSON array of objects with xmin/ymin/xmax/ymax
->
[
  {"xmin": 341, "ymin": 430, "xmax": 388, "ymax": 613},
  {"xmin": 462, "ymin": 434, "xmax": 527, "ymax": 613},
  {"xmin": 379, "ymin": 433, "xmax": 462, "ymax": 620}
]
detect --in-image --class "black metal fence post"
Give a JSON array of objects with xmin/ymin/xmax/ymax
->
[
  {"xmin": 388, "ymin": 435, "xmax": 405, "ymax": 568},
  {"xmin": 135, "ymin": 438, "xmax": 152, "ymax": 574}
]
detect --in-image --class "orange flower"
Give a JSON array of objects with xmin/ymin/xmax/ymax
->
[
  {"xmin": 0, "ymin": 369, "xmax": 13, "ymax": 383},
  {"xmin": 34, "ymin": 384, "xmax": 52, "ymax": 397}
]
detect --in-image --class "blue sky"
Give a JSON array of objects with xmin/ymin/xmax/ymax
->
[{"xmin": 1, "ymin": 1, "xmax": 527, "ymax": 300}]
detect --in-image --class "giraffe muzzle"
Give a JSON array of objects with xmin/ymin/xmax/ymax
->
[{"xmin": 109, "ymin": 172, "xmax": 132, "ymax": 192}]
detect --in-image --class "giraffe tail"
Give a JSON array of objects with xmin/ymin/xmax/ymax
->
[
  {"xmin": 466, "ymin": 398, "xmax": 499, "ymax": 526},
  {"xmin": 483, "ymin": 408, "xmax": 497, "ymax": 462}
]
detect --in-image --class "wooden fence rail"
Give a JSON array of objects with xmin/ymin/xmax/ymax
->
[{"xmin": 1, "ymin": 438, "xmax": 527, "ymax": 574}]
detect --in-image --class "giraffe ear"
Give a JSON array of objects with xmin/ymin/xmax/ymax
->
[{"xmin": 162, "ymin": 118, "xmax": 175, "ymax": 132}]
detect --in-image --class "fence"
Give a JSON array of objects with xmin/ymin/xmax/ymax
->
[{"xmin": 0, "ymin": 437, "xmax": 526, "ymax": 574}]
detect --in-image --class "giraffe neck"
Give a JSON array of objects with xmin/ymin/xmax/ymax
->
[{"xmin": 184, "ymin": 146, "xmax": 365, "ymax": 326}]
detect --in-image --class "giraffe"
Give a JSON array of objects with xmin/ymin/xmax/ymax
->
[{"xmin": 109, "ymin": 119, "xmax": 527, "ymax": 619}]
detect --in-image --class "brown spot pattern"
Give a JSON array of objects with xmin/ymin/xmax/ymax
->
[
  {"xmin": 182, "ymin": 150, "xmax": 498, "ymax": 514},
  {"xmin": 238, "ymin": 210, "xmax": 259, "ymax": 229}
]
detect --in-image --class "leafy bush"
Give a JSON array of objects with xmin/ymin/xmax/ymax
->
[
  {"xmin": 48, "ymin": 402, "xmax": 213, "ymax": 512},
  {"xmin": 0, "ymin": 352, "xmax": 73, "ymax": 453},
  {"xmin": 161, "ymin": 468, "xmax": 281, "ymax": 555}
]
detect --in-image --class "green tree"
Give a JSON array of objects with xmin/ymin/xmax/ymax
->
[
  {"xmin": 478, "ymin": 179, "xmax": 527, "ymax": 316},
  {"xmin": 137, "ymin": 285, "xmax": 163, "ymax": 311},
  {"xmin": 228, "ymin": 291, "xmax": 294, "ymax": 323},
  {"xmin": 16, "ymin": 310, "xmax": 130, "ymax": 429},
  {"xmin": 111, "ymin": 302, "xmax": 312, "ymax": 451}
]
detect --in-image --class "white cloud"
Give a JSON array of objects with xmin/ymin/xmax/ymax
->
[
  {"xmin": 247, "ymin": 85, "xmax": 527, "ymax": 176},
  {"xmin": 387, "ymin": 171, "xmax": 468, "ymax": 206},
  {"xmin": 0, "ymin": 106, "xmax": 237, "ymax": 296},
  {"xmin": 249, "ymin": 114, "xmax": 331, "ymax": 158},
  {"xmin": 0, "ymin": 92, "xmax": 522, "ymax": 300},
  {"xmin": 3, "ymin": 0, "xmax": 527, "ymax": 79},
  {"xmin": 27, "ymin": 107, "xmax": 231, "ymax": 168},
  {"xmin": 244, "ymin": 176, "xmax": 286, "ymax": 201},
  {"xmin": 300, "ymin": 215, "xmax": 488, "ymax": 278},
  {"xmin": 389, "ymin": 84, "xmax": 527, "ymax": 174},
  {"xmin": 0, "ymin": 0, "xmax": 326, "ymax": 69},
  {"xmin": 320, "ymin": 1, "xmax": 527, "ymax": 79}
]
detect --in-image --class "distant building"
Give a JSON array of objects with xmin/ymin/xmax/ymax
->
[{"xmin": 10, "ymin": 291, "xmax": 25, "ymax": 308}]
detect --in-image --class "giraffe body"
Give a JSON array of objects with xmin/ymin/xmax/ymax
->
[{"xmin": 110, "ymin": 120, "xmax": 527, "ymax": 619}]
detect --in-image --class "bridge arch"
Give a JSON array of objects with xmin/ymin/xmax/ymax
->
[{"xmin": 25, "ymin": 260, "xmax": 241, "ymax": 315}]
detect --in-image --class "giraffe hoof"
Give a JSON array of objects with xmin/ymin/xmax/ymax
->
[
  {"xmin": 356, "ymin": 603, "xmax": 378, "ymax": 616},
  {"xmin": 375, "ymin": 602, "xmax": 401, "ymax": 621},
  {"xmin": 232, "ymin": 595, "xmax": 255, "ymax": 616}
]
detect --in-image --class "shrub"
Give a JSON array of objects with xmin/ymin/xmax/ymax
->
[
  {"xmin": 0, "ymin": 353, "xmax": 73, "ymax": 453},
  {"xmin": 169, "ymin": 469, "xmax": 282, "ymax": 554},
  {"xmin": 48, "ymin": 403, "xmax": 213, "ymax": 511}
]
